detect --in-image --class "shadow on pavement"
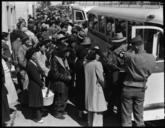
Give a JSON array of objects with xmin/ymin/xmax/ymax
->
[
  {"xmin": 103, "ymin": 110, "xmax": 121, "ymax": 126},
  {"xmin": 15, "ymin": 104, "xmax": 33, "ymax": 120},
  {"xmin": 66, "ymin": 99, "xmax": 121, "ymax": 127},
  {"xmin": 66, "ymin": 103, "xmax": 88, "ymax": 127},
  {"xmin": 15, "ymin": 90, "xmax": 33, "ymax": 120}
]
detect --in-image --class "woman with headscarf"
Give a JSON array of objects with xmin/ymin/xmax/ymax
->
[{"xmin": 26, "ymin": 48, "xmax": 44, "ymax": 123}]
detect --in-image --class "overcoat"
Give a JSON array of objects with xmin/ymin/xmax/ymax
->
[
  {"xmin": 74, "ymin": 58, "xmax": 86, "ymax": 110},
  {"xmin": 84, "ymin": 60, "xmax": 107, "ymax": 112},
  {"xmin": 48, "ymin": 55, "xmax": 71, "ymax": 93},
  {"xmin": 26, "ymin": 60, "xmax": 43, "ymax": 107}
]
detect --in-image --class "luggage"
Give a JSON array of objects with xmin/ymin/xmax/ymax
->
[{"xmin": 42, "ymin": 83, "xmax": 54, "ymax": 106}]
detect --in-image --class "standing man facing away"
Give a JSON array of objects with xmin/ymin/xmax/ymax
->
[{"xmin": 119, "ymin": 35, "xmax": 156, "ymax": 127}]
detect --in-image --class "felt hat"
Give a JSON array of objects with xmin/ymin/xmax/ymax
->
[{"xmin": 111, "ymin": 32, "xmax": 127, "ymax": 43}]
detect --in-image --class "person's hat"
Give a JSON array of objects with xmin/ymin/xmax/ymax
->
[
  {"xmin": 77, "ymin": 31, "xmax": 86, "ymax": 40},
  {"xmin": 54, "ymin": 44, "xmax": 70, "ymax": 55},
  {"xmin": 81, "ymin": 37, "xmax": 91, "ymax": 45},
  {"xmin": 111, "ymin": 32, "xmax": 127, "ymax": 43},
  {"xmin": 93, "ymin": 45, "xmax": 100, "ymax": 50},
  {"xmin": 131, "ymin": 35, "xmax": 144, "ymax": 46}
]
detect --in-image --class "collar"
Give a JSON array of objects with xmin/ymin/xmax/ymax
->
[{"xmin": 55, "ymin": 56, "xmax": 70, "ymax": 70}]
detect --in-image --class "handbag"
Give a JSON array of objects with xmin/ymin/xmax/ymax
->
[{"xmin": 42, "ymin": 82, "xmax": 55, "ymax": 106}]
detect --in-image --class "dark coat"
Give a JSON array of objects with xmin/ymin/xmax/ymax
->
[
  {"xmin": 48, "ymin": 56, "xmax": 71, "ymax": 93},
  {"xmin": 74, "ymin": 58, "xmax": 85, "ymax": 110},
  {"xmin": 26, "ymin": 60, "xmax": 43, "ymax": 107}
]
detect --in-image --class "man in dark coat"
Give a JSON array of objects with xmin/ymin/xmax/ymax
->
[{"xmin": 48, "ymin": 45, "xmax": 71, "ymax": 119}]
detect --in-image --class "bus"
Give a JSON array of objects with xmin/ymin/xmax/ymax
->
[{"xmin": 72, "ymin": 5, "xmax": 164, "ymax": 121}]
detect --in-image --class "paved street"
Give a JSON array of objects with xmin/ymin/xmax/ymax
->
[{"xmin": 7, "ymin": 100, "xmax": 120, "ymax": 127}]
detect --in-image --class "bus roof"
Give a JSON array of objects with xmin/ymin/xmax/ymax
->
[
  {"xmin": 71, "ymin": 4, "xmax": 96, "ymax": 12},
  {"xmin": 88, "ymin": 6, "xmax": 163, "ymax": 25}
]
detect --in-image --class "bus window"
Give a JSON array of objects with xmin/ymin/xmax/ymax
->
[
  {"xmin": 75, "ymin": 10, "xmax": 84, "ymax": 20},
  {"xmin": 93, "ymin": 15, "xmax": 98, "ymax": 31},
  {"xmin": 88, "ymin": 13, "xmax": 98, "ymax": 31},
  {"xmin": 98, "ymin": 15, "xmax": 106, "ymax": 34},
  {"xmin": 106, "ymin": 17, "xmax": 115, "ymax": 39}
]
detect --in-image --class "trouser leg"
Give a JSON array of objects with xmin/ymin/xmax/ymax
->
[
  {"xmin": 121, "ymin": 88, "xmax": 133, "ymax": 127},
  {"xmin": 133, "ymin": 89, "xmax": 145, "ymax": 127},
  {"xmin": 87, "ymin": 111, "xmax": 93, "ymax": 126},
  {"xmin": 53, "ymin": 88, "xmax": 68, "ymax": 114}
]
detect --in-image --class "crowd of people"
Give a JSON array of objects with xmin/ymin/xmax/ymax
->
[{"xmin": 2, "ymin": 5, "xmax": 156, "ymax": 127}]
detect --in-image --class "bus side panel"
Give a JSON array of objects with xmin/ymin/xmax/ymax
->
[
  {"xmin": 144, "ymin": 72, "xmax": 164, "ymax": 106},
  {"xmin": 143, "ymin": 72, "xmax": 164, "ymax": 120}
]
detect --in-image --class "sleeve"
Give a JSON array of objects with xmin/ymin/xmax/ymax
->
[
  {"xmin": 27, "ymin": 62, "xmax": 43, "ymax": 87},
  {"xmin": 95, "ymin": 62, "xmax": 105, "ymax": 87},
  {"xmin": 36, "ymin": 52, "xmax": 49, "ymax": 76},
  {"xmin": 48, "ymin": 57, "xmax": 70, "ymax": 82}
]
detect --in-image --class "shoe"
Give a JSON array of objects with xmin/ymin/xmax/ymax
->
[
  {"xmin": 113, "ymin": 106, "xmax": 118, "ymax": 114},
  {"xmin": 33, "ymin": 119, "xmax": 44, "ymax": 123},
  {"xmin": 41, "ymin": 111, "xmax": 48, "ymax": 117},
  {"xmin": 53, "ymin": 113, "xmax": 65, "ymax": 119},
  {"xmin": 62, "ymin": 111, "xmax": 67, "ymax": 115}
]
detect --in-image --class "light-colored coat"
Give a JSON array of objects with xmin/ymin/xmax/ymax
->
[{"xmin": 84, "ymin": 60, "xmax": 107, "ymax": 112}]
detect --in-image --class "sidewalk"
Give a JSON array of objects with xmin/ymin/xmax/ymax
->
[{"xmin": 8, "ymin": 101, "xmax": 84, "ymax": 127}]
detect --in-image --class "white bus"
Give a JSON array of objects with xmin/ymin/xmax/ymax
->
[{"xmin": 72, "ymin": 5, "xmax": 164, "ymax": 121}]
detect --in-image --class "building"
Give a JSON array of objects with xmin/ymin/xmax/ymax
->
[{"xmin": 2, "ymin": 1, "xmax": 37, "ymax": 33}]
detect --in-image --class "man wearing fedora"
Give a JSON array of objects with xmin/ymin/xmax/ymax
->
[
  {"xmin": 119, "ymin": 35, "xmax": 156, "ymax": 127},
  {"xmin": 103, "ymin": 32, "xmax": 128, "ymax": 114}
]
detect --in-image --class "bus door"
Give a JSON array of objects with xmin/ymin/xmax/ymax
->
[{"xmin": 131, "ymin": 26, "xmax": 164, "ymax": 121}]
